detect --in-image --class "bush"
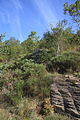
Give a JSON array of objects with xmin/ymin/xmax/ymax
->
[
  {"xmin": 26, "ymin": 48, "xmax": 56, "ymax": 64},
  {"xmin": 16, "ymin": 99, "xmax": 43, "ymax": 120},
  {"xmin": 0, "ymin": 109, "xmax": 20, "ymax": 120},
  {"xmin": 8, "ymin": 80, "xmax": 24, "ymax": 105},
  {"xmin": 0, "ymin": 58, "xmax": 53, "ymax": 105},
  {"xmin": 23, "ymin": 64, "xmax": 53, "ymax": 98},
  {"xmin": 48, "ymin": 51, "xmax": 80, "ymax": 73},
  {"xmin": 44, "ymin": 113, "xmax": 72, "ymax": 120}
]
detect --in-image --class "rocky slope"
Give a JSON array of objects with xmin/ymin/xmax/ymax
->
[{"xmin": 50, "ymin": 75, "xmax": 80, "ymax": 120}]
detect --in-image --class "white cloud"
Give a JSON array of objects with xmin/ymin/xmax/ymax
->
[
  {"xmin": 9, "ymin": 0, "xmax": 23, "ymax": 40},
  {"xmin": 34, "ymin": 0, "xmax": 58, "ymax": 26},
  {"xmin": 0, "ymin": 0, "xmax": 23, "ymax": 40},
  {"xmin": 10, "ymin": 0, "xmax": 23, "ymax": 11}
]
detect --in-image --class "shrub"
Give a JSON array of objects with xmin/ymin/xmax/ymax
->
[
  {"xmin": 1, "ymin": 58, "xmax": 53, "ymax": 104},
  {"xmin": 44, "ymin": 113, "xmax": 72, "ymax": 120},
  {"xmin": 0, "ymin": 109, "xmax": 20, "ymax": 120},
  {"xmin": 8, "ymin": 80, "xmax": 24, "ymax": 105},
  {"xmin": 16, "ymin": 99, "xmax": 43, "ymax": 120},
  {"xmin": 0, "ymin": 109, "xmax": 9, "ymax": 120},
  {"xmin": 23, "ymin": 64, "xmax": 53, "ymax": 98},
  {"xmin": 48, "ymin": 51, "xmax": 80, "ymax": 73}
]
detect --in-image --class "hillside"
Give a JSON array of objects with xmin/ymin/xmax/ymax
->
[{"xmin": 0, "ymin": 0, "xmax": 80, "ymax": 120}]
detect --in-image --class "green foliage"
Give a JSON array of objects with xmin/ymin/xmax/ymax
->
[
  {"xmin": 9, "ymin": 80, "xmax": 24, "ymax": 105},
  {"xmin": 0, "ymin": 57, "xmax": 53, "ymax": 105},
  {"xmin": 39, "ymin": 20, "xmax": 75, "ymax": 55},
  {"xmin": 0, "ymin": 37, "xmax": 23, "ymax": 61},
  {"xmin": 0, "ymin": 22, "xmax": 80, "ymax": 106},
  {"xmin": 64, "ymin": 0, "xmax": 80, "ymax": 28},
  {"xmin": 0, "ymin": 1, "xmax": 80, "ymax": 120},
  {"xmin": 0, "ymin": 32, "xmax": 6, "ymax": 42},
  {"xmin": 15, "ymin": 99, "xmax": 43, "ymax": 120},
  {"xmin": 48, "ymin": 51, "xmax": 80, "ymax": 73},
  {"xmin": 44, "ymin": 114, "xmax": 71, "ymax": 120},
  {"xmin": 0, "ymin": 109, "xmax": 20, "ymax": 120},
  {"xmin": 40, "ymin": 48, "xmax": 56, "ymax": 63},
  {"xmin": 21, "ymin": 31, "xmax": 39, "ymax": 54}
]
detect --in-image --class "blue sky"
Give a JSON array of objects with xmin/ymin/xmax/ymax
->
[{"xmin": 0, "ymin": 0, "xmax": 76, "ymax": 41}]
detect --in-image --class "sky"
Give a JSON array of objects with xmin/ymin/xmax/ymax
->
[{"xmin": 0, "ymin": 0, "xmax": 76, "ymax": 41}]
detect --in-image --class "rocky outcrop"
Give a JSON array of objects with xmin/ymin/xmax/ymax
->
[{"xmin": 50, "ymin": 75, "xmax": 80, "ymax": 120}]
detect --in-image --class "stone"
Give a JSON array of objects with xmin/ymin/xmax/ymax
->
[{"xmin": 50, "ymin": 75, "xmax": 80, "ymax": 120}]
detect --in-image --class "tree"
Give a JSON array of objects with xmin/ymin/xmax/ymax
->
[
  {"xmin": 21, "ymin": 31, "xmax": 39, "ymax": 54},
  {"xmin": 40, "ymin": 20, "xmax": 73, "ymax": 54},
  {"xmin": 2, "ymin": 37, "xmax": 22, "ymax": 61},
  {"xmin": 0, "ymin": 33, "xmax": 6, "ymax": 42},
  {"xmin": 51, "ymin": 20, "xmax": 68, "ymax": 53},
  {"xmin": 64, "ymin": 0, "xmax": 80, "ymax": 28}
]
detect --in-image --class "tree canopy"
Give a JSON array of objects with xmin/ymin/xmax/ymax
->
[{"xmin": 64, "ymin": 0, "xmax": 80, "ymax": 28}]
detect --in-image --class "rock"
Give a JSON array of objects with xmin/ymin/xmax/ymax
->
[{"xmin": 50, "ymin": 75, "xmax": 80, "ymax": 120}]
